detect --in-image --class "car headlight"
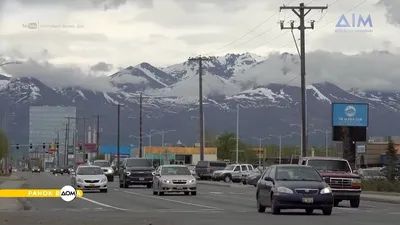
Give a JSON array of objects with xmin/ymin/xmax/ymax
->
[
  {"xmin": 108, "ymin": 169, "xmax": 113, "ymax": 173},
  {"xmin": 188, "ymin": 179, "xmax": 196, "ymax": 183},
  {"xmin": 125, "ymin": 171, "xmax": 131, "ymax": 176},
  {"xmin": 351, "ymin": 178, "xmax": 361, "ymax": 187},
  {"xmin": 77, "ymin": 178, "xmax": 83, "ymax": 182},
  {"xmin": 101, "ymin": 178, "xmax": 107, "ymax": 182},
  {"xmin": 320, "ymin": 187, "xmax": 332, "ymax": 194},
  {"xmin": 162, "ymin": 179, "xmax": 171, "ymax": 183},
  {"xmin": 277, "ymin": 186, "xmax": 293, "ymax": 194}
]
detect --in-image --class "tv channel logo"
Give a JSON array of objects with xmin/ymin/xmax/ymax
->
[
  {"xmin": 22, "ymin": 22, "xmax": 38, "ymax": 29},
  {"xmin": 335, "ymin": 13, "xmax": 373, "ymax": 33}
]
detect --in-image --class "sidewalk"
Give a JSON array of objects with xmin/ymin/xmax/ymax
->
[
  {"xmin": 198, "ymin": 180, "xmax": 400, "ymax": 204},
  {"xmin": 0, "ymin": 174, "xmax": 26, "ymax": 211}
]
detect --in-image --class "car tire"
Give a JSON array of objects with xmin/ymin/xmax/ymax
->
[
  {"xmin": 253, "ymin": 184, "xmax": 257, "ymax": 187},
  {"xmin": 153, "ymin": 190, "xmax": 158, "ymax": 195},
  {"xmin": 256, "ymin": 197, "xmax": 266, "ymax": 213},
  {"xmin": 61, "ymin": 173, "xmax": 63, "ymax": 175},
  {"xmin": 242, "ymin": 180, "xmax": 246, "ymax": 185},
  {"xmin": 184, "ymin": 192, "xmax": 189, "ymax": 195},
  {"xmin": 146, "ymin": 184, "xmax": 152, "ymax": 188},
  {"xmin": 191, "ymin": 191, "xmax": 197, "ymax": 196},
  {"xmin": 322, "ymin": 207, "xmax": 333, "ymax": 215},
  {"xmin": 271, "ymin": 195, "xmax": 280, "ymax": 214},
  {"xmin": 100, "ymin": 189, "xmax": 107, "ymax": 193},
  {"xmin": 159, "ymin": 192, "xmax": 164, "ymax": 196},
  {"xmin": 109, "ymin": 176, "xmax": 114, "ymax": 182},
  {"xmin": 350, "ymin": 198, "xmax": 360, "ymax": 208},
  {"xmin": 224, "ymin": 174, "xmax": 232, "ymax": 183},
  {"xmin": 305, "ymin": 209, "xmax": 314, "ymax": 215}
]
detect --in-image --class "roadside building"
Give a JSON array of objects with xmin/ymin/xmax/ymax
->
[
  {"xmin": 29, "ymin": 106, "xmax": 76, "ymax": 168},
  {"xmin": 144, "ymin": 146, "xmax": 217, "ymax": 166}
]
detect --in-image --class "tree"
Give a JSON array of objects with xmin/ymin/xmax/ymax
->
[
  {"xmin": 204, "ymin": 130, "xmax": 218, "ymax": 147},
  {"xmin": 386, "ymin": 139, "xmax": 398, "ymax": 181},
  {"xmin": 0, "ymin": 131, "xmax": 9, "ymax": 172},
  {"xmin": 215, "ymin": 132, "xmax": 251, "ymax": 163}
]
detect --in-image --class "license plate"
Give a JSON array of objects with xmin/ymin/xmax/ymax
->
[
  {"xmin": 302, "ymin": 198, "xmax": 314, "ymax": 203},
  {"xmin": 89, "ymin": 184, "xmax": 95, "ymax": 187},
  {"xmin": 139, "ymin": 178, "xmax": 144, "ymax": 181},
  {"xmin": 177, "ymin": 186, "xmax": 183, "ymax": 190}
]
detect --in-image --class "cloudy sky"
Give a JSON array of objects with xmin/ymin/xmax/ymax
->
[{"xmin": 0, "ymin": 0, "xmax": 400, "ymax": 91}]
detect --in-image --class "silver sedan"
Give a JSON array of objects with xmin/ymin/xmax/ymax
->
[{"xmin": 152, "ymin": 165, "xmax": 197, "ymax": 196}]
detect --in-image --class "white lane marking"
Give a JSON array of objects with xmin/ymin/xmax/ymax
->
[
  {"xmin": 122, "ymin": 191, "xmax": 222, "ymax": 210},
  {"xmin": 79, "ymin": 196, "xmax": 127, "ymax": 211},
  {"xmin": 209, "ymin": 192, "xmax": 223, "ymax": 194}
]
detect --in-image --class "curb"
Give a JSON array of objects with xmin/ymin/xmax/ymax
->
[{"xmin": 361, "ymin": 195, "xmax": 400, "ymax": 204}]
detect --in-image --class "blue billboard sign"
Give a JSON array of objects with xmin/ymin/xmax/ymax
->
[
  {"xmin": 99, "ymin": 145, "xmax": 131, "ymax": 155},
  {"xmin": 332, "ymin": 103, "xmax": 369, "ymax": 127}
]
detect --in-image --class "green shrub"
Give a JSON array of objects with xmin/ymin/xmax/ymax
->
[{"xmin": 361, "ymin": 179, "xmax": 400, "ymax": 192}]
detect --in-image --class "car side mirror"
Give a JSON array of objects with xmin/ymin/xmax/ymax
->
[{"xmin": 264, "ymin": 177, "xmax": 274, "ymax": 183}]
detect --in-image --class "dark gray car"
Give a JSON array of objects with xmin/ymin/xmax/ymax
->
[{"xmin": 195, "ymin": 161, "xmax": 227, "ymax": 180}]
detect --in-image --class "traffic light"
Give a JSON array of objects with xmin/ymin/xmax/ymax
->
[
  {"xmin": 56, "ymin": 142, "xmax": 59, "ymax": 149},
  {"xmin": 42, "ymin": 143, "xmax": 45, "ymax": 149},
  {"xmin": 29, "ymin": 143, "xmax": 32, "ymax": 149},
  {"xmin": 16, "ymin": 144, "xmax": 19, "ymax": 150},
  {"xmin": 48, "ymin": 144, "xmax": 51, "ymax": 149},
  {"xmin": 79, "ymin": 145, "xmax": 82, "ymax": 151}
]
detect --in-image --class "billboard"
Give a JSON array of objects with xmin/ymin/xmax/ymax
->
[{"xmin": 332, "ymin": 103, "xmax": 369, "ymax": 127}]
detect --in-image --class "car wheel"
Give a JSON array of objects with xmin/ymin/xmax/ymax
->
[
  {"xmin": 184, "ymin": 192, "xmax": 189, "ymax": 195},
  {"xmin": 305, "ymin": 209, "xmax": 314, "ymax": 215},
  {"xmin": 242, "ymin": 180, "xmax": 246, "ymax": 185},
  {"xmin": 191, "ymin": 191, "xmax": 197, "ymax": 196},
  {"xmin": 322, "ymin": 207, "xmax": 332, "ymax": 215},
  {"xmin": 350, "ymin": 199, "xmax": 360, "ymax": 208},
  {"xmin": 100, "ymin": 189, "xmax": 107, "ymax": 193},
  {"xmin": 271, "ymin": 195, "xmax": 280, "ymax": 214},
  {"xmin": 224, "ymin": 175, "xmax": 231, "ymax": 183},
  {"xmin": 253, "ymin": 184, "xmax": 257, "ymax": 187},
  {"xmin": 256, "ymin": 196, "xmax": 266, "ymax": 213},
  {"xmin": 109, "ymin": 176, "xmax": 114, "ymax": 182},
  {"xmin": 61, "ymin": 173, "xmax": 63, "ymax": 175},
  {"xmin": 159, "ymin": 192, "xmax": 164, "ymax": 196}
]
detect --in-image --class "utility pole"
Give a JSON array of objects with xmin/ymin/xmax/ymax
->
[
  {"xmin": 56, "ymin": 131, "xmax": 60, "ymax": 166},
  {"xmin": 236, "ymin": 104, "xmax": 240, "ymax": 164},
  {"xmin": 280, "ymin": 3, "xmax": 328, "ymax": 157},
  {"xmin": 117, "ymin": 104, "xmax": 120, "ymax": 171},
  {"xmin": 251, "ymin": 137, "xmax": 270, "ymax": 167},
  {"xmin": 93, "ymin": 114, "xmax": 102, "ymax": 152},
  {"xmin": 139, "ymin": 92, "xmax": 143, "ymax": 157},
  {"xmin": 64, "ymin": 122, "xmax": 69, "ymax": 166},
  {"xmin": 188, "ymin": 55, "xmax": 213, "ymax": 161},
  {"xmin": 65, "ymin": 117, "xmax": 74, "ymax": 166}
]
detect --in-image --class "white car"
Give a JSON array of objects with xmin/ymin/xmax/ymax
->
[{"xmin": 71, "ymin": 165, "xmax": 108, "ymax": 193}]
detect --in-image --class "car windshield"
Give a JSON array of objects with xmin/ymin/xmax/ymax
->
[
  {"xmin": 126, "ymin": 159, "xmax": 152, "ymax": 167},
  {"xmin": 77, "ymin": 167, "xmax": 103, "ymax": 175},
  {"xmin": 224, "ymin": 165, "xmax": 235, "ymax": 170},
  {"xmin": 307, "ymin": 159, "xmax": 351, "ymax": 172},
  {"xmin": 161, "ymin": 166, "xmax": 191, "ymax": 175},
  {"xmin": 275, "ymin": 166, "xmax": 322, "ymax": 181},
  {"xmin": 93, "ymin": 161, "xmax": 110, "ymax": 167}
]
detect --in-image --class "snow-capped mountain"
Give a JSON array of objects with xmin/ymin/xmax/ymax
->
[{"xmin": 1, "ymin": 52, "xmax": 400, "ymax": 153}]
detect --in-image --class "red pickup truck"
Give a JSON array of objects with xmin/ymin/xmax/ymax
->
[{"xmin": 298, "ymin": 157, "xmax": 361, "ymax": 208}]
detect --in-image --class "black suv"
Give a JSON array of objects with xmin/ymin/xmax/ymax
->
[{"xmin": 119, "ymin": 158, "xmax": 153, "ymax": 188}]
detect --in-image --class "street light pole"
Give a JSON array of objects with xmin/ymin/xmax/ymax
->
[
  {"xmin": 270, "ymin": 134, "xmax": 292, "ymax": 164},
  {"xmin": 251, "ymin": 137, "xmax": 270, "ymax": 167},
  {"xmin": 315, "ymin": 129, "xmax": 331, "ymax": 157}
]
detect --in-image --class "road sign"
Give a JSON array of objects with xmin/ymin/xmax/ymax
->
[
  {"xmin": 84, "ymin": 144, "xmax": 97, "ymax": 153},
  {"xmin": 356, "ymin": 145, "xmax": 366, "ymax": 154}
]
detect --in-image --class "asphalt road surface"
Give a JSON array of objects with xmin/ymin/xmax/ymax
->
[{"xmin": 0, "ymin": 172, "xmax": 398, "ymax": 225}]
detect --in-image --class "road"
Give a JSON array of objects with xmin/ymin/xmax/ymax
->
[{"xmin": 0, "ymin": 172, "xmax": 399, "ymax": 225}]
